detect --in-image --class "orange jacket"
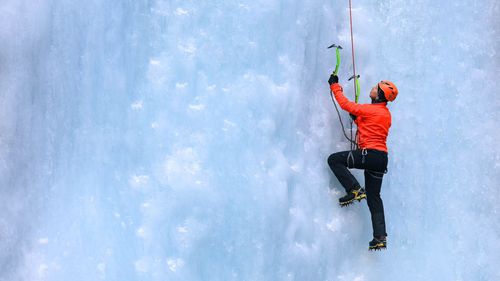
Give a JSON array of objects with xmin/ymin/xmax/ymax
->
[{"xmin": 330, "ymin": 83, "xmax": 391, "ymax": 152}]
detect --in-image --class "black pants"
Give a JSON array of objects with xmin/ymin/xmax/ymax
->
[{"xmin": 327, "ymin": 149, "xmax": 388, "ymax": 237}]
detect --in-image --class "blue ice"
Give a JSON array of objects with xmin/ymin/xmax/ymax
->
[{"xmin": 0, "ymin": 0, "xmax": 498, "ymax": 280}]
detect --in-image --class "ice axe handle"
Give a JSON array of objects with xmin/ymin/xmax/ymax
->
[{"xmin": 348, "ymin": 75, "xmax": 361, "ymax": 103}]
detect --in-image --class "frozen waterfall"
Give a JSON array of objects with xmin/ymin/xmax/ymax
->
[{"xmin": 0, "ymin": 0, "xmax": 498, "ymax": 280}]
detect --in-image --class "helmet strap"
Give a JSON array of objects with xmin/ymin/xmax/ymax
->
[{"xmin": 374, "ymin": 85, "xmax": 388, "ymax": 103}]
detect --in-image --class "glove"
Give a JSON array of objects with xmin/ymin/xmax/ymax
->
[
  {"xmin": 328, "ymin": 74, "xmax": 339, "ymax": 85},
  {"xmin": 350, "ymin": 114, "xmax": 357, "ymax": 121}
]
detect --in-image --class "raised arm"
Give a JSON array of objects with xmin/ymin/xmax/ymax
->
[{"xmin": 330, "ymin": 83, "xmax": 370, "ymax": 116}]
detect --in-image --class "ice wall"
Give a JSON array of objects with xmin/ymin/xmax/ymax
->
[{"xmin": 0, "ymin": 0, "xmax": 498, "ymax": 280}]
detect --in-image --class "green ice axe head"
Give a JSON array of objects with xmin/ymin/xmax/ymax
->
[{"xmin": 327, "ymin": 44, "xmax": 342, "ymax": 75}]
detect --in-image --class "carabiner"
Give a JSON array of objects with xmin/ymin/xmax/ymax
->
[{"xmin": 361, "ymin": 148, "xmax": 367, "ymax": 164}]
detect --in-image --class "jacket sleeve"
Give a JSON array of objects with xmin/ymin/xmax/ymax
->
[{"xmin": 330, "ymin": 83, "xmax": 370, "ymax": 116}]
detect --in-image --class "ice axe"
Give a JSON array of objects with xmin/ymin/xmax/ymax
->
[
  {"xmin": 327, "ymin": 44, "xmax": 342, "ymax": 75},
  {"xmin": 328, "ymin": 44, "xmax": 361, "ymax": 103},
  {"xmin": 348, "ymin": 74, "xmax": 361, "ymax": 103},
  {"xmin": 326, "ymin": 43, "xmax": 358, "ymax": 147}
]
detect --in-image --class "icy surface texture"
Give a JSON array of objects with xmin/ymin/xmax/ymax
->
[{"xmin": 0, "ymin": 0, "xmax": 498, "ymax": 280}]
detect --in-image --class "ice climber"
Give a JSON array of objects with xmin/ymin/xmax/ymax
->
[{"xmin": 327, "ymin": 73, "xmax": 398, "ymax": 251}]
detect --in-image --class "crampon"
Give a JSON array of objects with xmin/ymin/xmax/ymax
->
[
  {"xmin": 339, "ymin": 187, "xmax": 366, "ymax": 207},
  {"xmin": 368, "ymin": 237, "xmax": 387, "ymax": 251}
]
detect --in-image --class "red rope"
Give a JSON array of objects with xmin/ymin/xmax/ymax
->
[
  {"xmin": 348, "ymin": 0, "xmax": 357, "ymax": 97},
  {"xmin": 348, "ymin": 0, "xmax": 358, "ymax": 150}
]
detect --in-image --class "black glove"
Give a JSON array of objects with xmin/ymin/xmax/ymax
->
[
  {"xmin": 328, "ymin": 74, "xmax": 339, "ymax": 85},
  {"xmin": 350, "ymin": 114, "xmax": 357, "ymax": 121}
]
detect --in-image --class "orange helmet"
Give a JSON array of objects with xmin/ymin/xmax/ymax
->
[{"xmin": 378, "ymin": 80, "xmax": 398, "ymax": 102}]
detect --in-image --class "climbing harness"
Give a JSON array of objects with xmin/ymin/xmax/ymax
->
[
  {"xmin": 328, "ymin": 0, "xmax": 361, "ymax": 151},
  {"xmin": 346, "ymin": 149, "xmax": 389, "ymax": 178},
  {"xmin": 347, "ymin": 150, "xmax": 355, "ymax": 168},
  {"xmin": 366, "ymin": 170, "xmax": 385, "ymax": 179}
]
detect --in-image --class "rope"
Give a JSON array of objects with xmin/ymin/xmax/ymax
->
[
  {"xmin": 348, "ymin": 0, "xmax": 358, "ymax": 151},
  {"xmin": 330, "ymin": 90, "xmax": 357, "ymax": 146},
  {"xmin": 348, "ymin": 0, "xmax": 357, "ymax": 96},
  {"xmin": 328, "ymin": 0, "xmax": 359, "ymax": 150}
]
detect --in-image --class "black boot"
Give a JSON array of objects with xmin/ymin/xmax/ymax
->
[
  {"xmin": 339, "ymin": 187, "xmax": 366, "ymax": 207},
  {"xmin": 368, "ymin": 236, "xmax": 387, "ymax": 251}
]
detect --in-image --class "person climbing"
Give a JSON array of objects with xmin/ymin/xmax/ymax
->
[{"xmin": 327, "ymin": 73, "xmax": 398, "ymax": 251}]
